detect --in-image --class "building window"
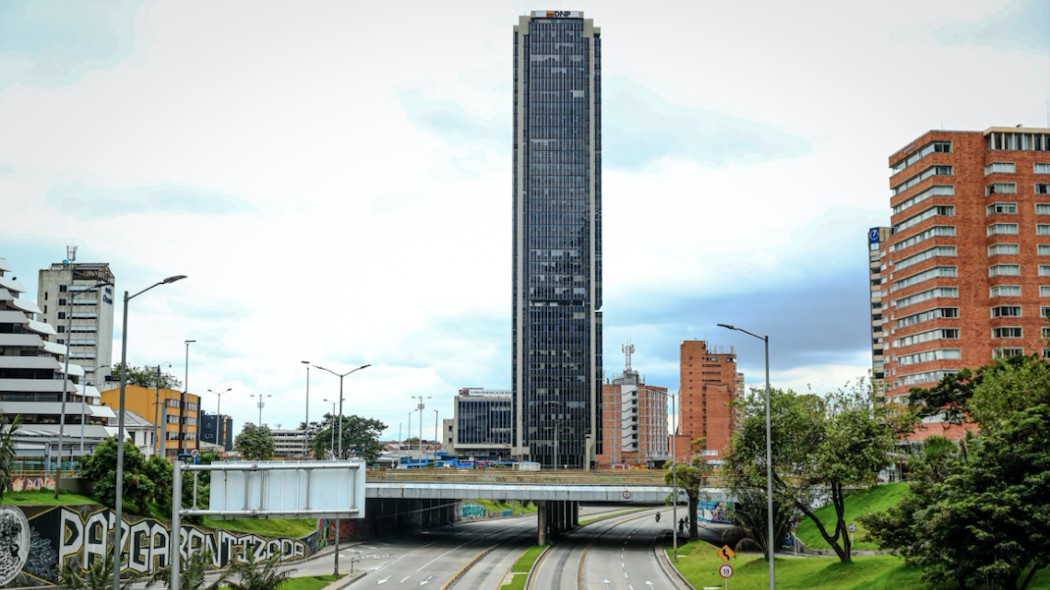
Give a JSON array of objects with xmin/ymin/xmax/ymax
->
[
  {"xmin": 896, "ymin": 245, "xmax": 956, "ymax": 270},
  {"xmin": 1041, "ymin": 286, "xmax": 1050, "ymax": 297},
  {"xmin": 993, "ymin": 347, "xmax": 1025, "ymax": 358},
  {"xmin": 1041, "ymin": 265, "xmax": 1050, "ymax": 276},
  {"xmin": 891, "ymin": 141, "xmax": 952, "ymax": 173},
  {"xmin": 1037, "ymin": 204, "xmax": 1050, "ymax": 214},
  {"xmin": 892, "ymin": 225, "xmax": 956, "ymax": 251},
  {"xmin": 989, "ymin": 243, "xmax": 1020, "ymax": 256},
  {"xmin": 991, "ymin": 306, "xmax": 1021, "ymax": 317},
  {"xmin": 985, "ymin": 162, "xmax": 1016, "ymax": 175},
  {"xmin": 986, "ymin": 183, "xmax": 1017, "ymax": 195},
  {"xmin": 1036, "ymin": 163, "xmax": 1050, "ymax": 174},
  {"xmin": 893, "ymin": 185, "xmax": 955, "ymax": 215},
  {"xmin": 1037, "ymin": 184, "xmax": 1050, "ymax": 194},
  {"xmin": 1039, "ymin": 225, "xmax": 1050, "ymax": 236},
  {"xmin": 895, "ymin": 205, "xmax": 955, "ymax": 233},
  {"xmin": 987, "ymin": 202, "xmax": 1017, "ymax": 215},
  {"xmin": 1041, "ymin": 306, "xmax": 1050, "ymax": 318},
  {"xmin": 892, "ymin": 287, "xmax": 959, "ymax": 309},
  {"xmin": 991, "ymin": 285, "xmax": 1022, "ymax": 297},
  {"xmin": 992, "ymin": 327, "xmax": 1023, "ymax": 338},
  {"xmin": 989, "ymin": 264, "xmax": 1021, "ymax": 276},
  {"xmin": 987, "ymin": 223, "xmax": 1019, "ymax": 236},
  {"xmin": 892, "ymin": 165, "xmax": 954, "ymax": 195},
  {"xmin": 897, "ymin": 348, "xmax": 962, "ymax": 365},
  {"xmin": 893, "ymin": 266, "xmax": 957, "ymax": 290}
]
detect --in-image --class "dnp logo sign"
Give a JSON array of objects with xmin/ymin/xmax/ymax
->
[{"xmin": 540, "ymin": 10, "xmax": 579, "ymax": 18}]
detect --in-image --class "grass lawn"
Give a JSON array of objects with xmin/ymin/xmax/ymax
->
[
  {"xmin": 672, "ymin": 540, "xmax": 926, "ymax": 589},
  {"xmin": 499, "ymin": 545, "xmax": 545, "ymax": 590},
  {"xmin": 279, "ymin": 574, "xmax": 341, "ymax": 590},
  {"xmin": 471, "ymin": 499, "xmax": 537, "ymax": 515},
  {"xmin": 794, "ymin": 483, "xmax": 908, "ymax": 550},
  {"xmin": 202, "ymin": 517, "xmax": 317, "ymax": 538},
  {"xmin": 1, "ymin": 490, "xmax": 97, "ymax": 505}
]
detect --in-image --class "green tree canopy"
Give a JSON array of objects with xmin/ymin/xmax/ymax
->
[
  {"xmin": 111, "ymin": 363, "xmax": 182, "ymax": 389},
  {"xmin": 867, "ymin": 358, "xmax": 1050, "ymax": 589},
  {"xmin": 664, "ymin": 456, "xmax": 708, "ymax": 540},
  {"xmin": 0, "ymin": 414, "xmax": 21, "ymax": 502},
  {"xmin": 725, "ymin": 383, "xmax": 901, "ymax": 563},
  {"xmin": 311, "ymin": 413, "xmax": 386, "ymax": 462},
  {"xmin": 235, "ymin": 423, "xmax": 275, "ymax": 460}
]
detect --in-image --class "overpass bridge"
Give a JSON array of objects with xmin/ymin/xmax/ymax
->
[{"xmin": 363, "ymin": 469, "xmax": 725, "ymax": 543}]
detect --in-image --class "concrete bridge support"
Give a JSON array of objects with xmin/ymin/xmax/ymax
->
[{"xmin": 535, "ymin": 500, "xmax": 581, "ymax": 545}]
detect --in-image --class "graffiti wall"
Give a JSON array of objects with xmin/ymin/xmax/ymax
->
[{"xmin": 0, "ymin": 505, "xmax": 313, "ymax": 588}]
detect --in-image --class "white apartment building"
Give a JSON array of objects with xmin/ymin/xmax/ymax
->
[{"xmin": 37, "ymin": 256, "xmax": 116, "ymax": 389}]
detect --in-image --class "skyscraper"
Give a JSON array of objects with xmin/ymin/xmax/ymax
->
[
  {"xmin": 877, "ymin": 126, "xmax": 1050, "ymax": 438},
  {"xmin": 512, "ymin": 11, "xmax": 602, "ymax": 468}
]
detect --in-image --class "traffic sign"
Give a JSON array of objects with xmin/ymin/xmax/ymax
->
[
  {"xmin": 848, "ymin": 522, "xmax": 856, "ymax": 532},
  {"xmin": 719, "ymin": 563, "xmax": 734, "ymax": 578},
  {"xmin": 717, "ymin": 545, "xmax": 735, "ymax": 562}
]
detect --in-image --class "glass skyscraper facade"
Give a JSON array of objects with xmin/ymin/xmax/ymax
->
[{"xmin": 512, "ymin": 11, "xmax": 602, "ymax": 468}]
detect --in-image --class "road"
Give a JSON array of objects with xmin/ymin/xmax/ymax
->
[
  {"xmin": 137, "ymin": 506, "xmax": 688, "ymax": 589},
  {"xmin": 529, "ymin": 507, "xmax": 691, "ymax": 590}
]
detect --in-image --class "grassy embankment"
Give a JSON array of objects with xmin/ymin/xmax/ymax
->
[
  {"xmin": 672, "ymin": 483, "xmax": 1050, "ymax": 589},
  {"xmin": 4, "ymin": 489, "xmax": 316, "ymax": 538}
]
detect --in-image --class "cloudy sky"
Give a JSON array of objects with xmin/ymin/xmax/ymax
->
[{"xmin": 2, "ymin": 0, "xmax": 1048, "ymax": 441}]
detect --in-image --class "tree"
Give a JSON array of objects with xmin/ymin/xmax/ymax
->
[
  {"xmin": 664, "ymin": 457, "xmax": 708, "ymax": 540},
  {"xmin": 58, "ymin": 550, "xmax": 138, "ymax": 590},
  {"xmin": 0, "ymin": 414, "xmax": 21, "ymax": 502},
  {"xmin": 725, "ymin": 383, "xmax": 900, "ymax": 563},
  {"xmin": 111, "ymin": 363, "xmax": 182, "ymax": 389},
  {"xmin": 78, "ymin": 437, "xmax": 157, "ymax": 516},
  {"xmin": 149, "ymin": 548, "xmax": 230, "ymax": 590},
  {"xmin": 235, "ymin": 424, "xmax": 275, "ymax": 460},
  {"xmin": 726, "ymin": 487, "xmax": 797, "ymax": 556},
  {"xmin": 225, "ymin": 553, "xmax": 293, "ymax": 590},
  {"xmin": 311, "ymin": 414, "xmax": 386, "ymax": 462},
  {"xmin": 906, "ymin": 354, "xmax": 1050, "ymax": 430},
  {"xmin": 866, "ymin": 359, "xmax": 1050, "ymax": 589}
]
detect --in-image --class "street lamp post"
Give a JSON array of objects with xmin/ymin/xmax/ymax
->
[
  {"xmin": 55, "ymin": 281, "xmax": 110, "ymax": 499},
  {"xmin": 250, "ymin": 393, "xmax": 273, "ymax": 426},
  {"xmin": 412, "ymin": 395, "xmax": 430, "ymax": 454},
  {"xmin": 153, "ymin": 363, "xmax": 171, "ymax": 458},
  {"xmin": 79, "ymin": 362, "xmax": 109, "ymax": 456},
  {"xmin": 302, "ymin": 361, "xmax": 311, "ymax": 458},
  {"xmin": 433, "ymin": 409, "xmax": 439, "ymax": 451},
  {"xmin": 718, "ymin": 323, "xmax": 774, "ymax": 590},
  {"xmin": 114, "ymin": 274, "xmax": 186, "ymax": 590},
  {"xmin": 207, "ymin": 388, "xmax": 232, "ymax": 450},
  {"xmin": 313, "ymin": 363, "xmax": 371, "ymax": 577},
  {"xmin": 323, "ymin": 398, "xmax": 337, "ymax": 457},
  {"xmin": 178, "ymin": 339, "xmax": 195, "ymax": 457}
]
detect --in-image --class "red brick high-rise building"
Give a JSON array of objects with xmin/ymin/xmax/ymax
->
[
  {"xmin": 875, "ymin": 127, "xmax": 1050, "ymax": 438},
  {"xmin": 675, "ymin": 340, "xmax": 737, "ymax": 463},
  {"xmin": 596, "ymin": 344, "xmax": 669, "ymax": 468}
]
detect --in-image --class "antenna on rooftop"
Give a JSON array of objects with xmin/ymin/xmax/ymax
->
[
  {"xmin": 65, "ymin": 245, "xmax": 77, "ymax": 265},
  {"xmin": 622, "ymin": 341, "xmax": 635, "ymax": 372}
]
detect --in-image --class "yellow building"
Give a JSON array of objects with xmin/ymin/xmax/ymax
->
[{"xmin": 100, "ymin": 384, "xmax": 200, "ymax": 460}]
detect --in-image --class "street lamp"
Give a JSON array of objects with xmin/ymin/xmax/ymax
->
[
  {"xmin": 80, "ymin": 362, "xmax": 110, "ymax": 456},
  {"xmin": 178, "ymin": 339, "xmax": 195, "ymax": 457},
  {"xmin": 114, "ymin": 273, "xmax": 186, "ymax": 590},
  {"xmin": 208, "ymin": 388, "xmax": 232, "ymax": 450},
  {"xmin": 433, "ymin": 409, "xmax": 439, "ymax": 451},
  {"xmin": 412, "ymin": 395, "xmax": 430, "ymax": 453},
  {"xmin": 323, "ymin": 398, "xmax": 338, "ymax": 457},
  {"xmin": 250, "ymin": 393, "xmax": 273, "ymax": 426},
  {"xmin": 55, "ymin": 281, "xmax": 111, "ymax": 499},
  {"xmin": 153, "ymin": 362, "xmax": 171, "ymax": 458},
  {"xmin": 313, "ymin": 362, "xmax": 370, "ymax": 577},
  {"xmin": 653, "ymin": 389, "xmax": 679, "ymax": 561},
  {"xmin": 718, "ymin": 322, "xmax": 774, "ymax": 590},
  {"xmin": 302, "ymin": 361, "xmax": 311, "ymax": 458}
]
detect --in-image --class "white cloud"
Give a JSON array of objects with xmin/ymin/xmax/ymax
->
[{"xmin": 0, "ymin": 0, "xmax": 1043, "ymax": 437}]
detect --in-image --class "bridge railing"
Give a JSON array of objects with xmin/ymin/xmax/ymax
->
[{"xmin": 366, "ymin": 468, "xmax": 672, "ymax": 485}]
